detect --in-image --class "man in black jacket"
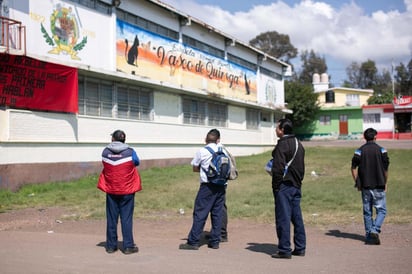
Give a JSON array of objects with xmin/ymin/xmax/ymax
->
[
  {"xmin": 270, "ymin": 118, "xmax": 306, "ymax": 259},
  {"xmin": 351, "ymin": 128, "xmax": 389, "ymax": 245}
]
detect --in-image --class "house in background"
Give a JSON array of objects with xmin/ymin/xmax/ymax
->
[
  {"xmin": 296, "ymin": 73, "xmax": 373, "ymax": 140},
  {"xmin": 364, "ymin": 96, "xmax": 412, "ymax": 140}
]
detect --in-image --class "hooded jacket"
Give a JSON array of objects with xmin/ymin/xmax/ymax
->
[{"xmin": 97, "ymin": 141, "xmax": 142, "ymax": 195}]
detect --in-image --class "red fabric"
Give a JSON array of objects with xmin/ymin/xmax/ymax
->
[
  {"xmin": 98, "ymin": 161, "xmax": 142, "ymax": 195},
  {"xmin": 0, "ymin": 53, "xmax": 78, "ymax": 113}
]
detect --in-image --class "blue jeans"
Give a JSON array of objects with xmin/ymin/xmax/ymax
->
[
  {"xmin": 188, "ymin": 183, "xmax": 226, "ymax": 246},
  {"xmin": 273, "ymin": 183, "xmax": 306, "ymax": 254},
  {"xmin": 106, "ymin": 193, "xmax": 136, "ymax": 250},
  {"xmin": 362, "ymin": 189, "xmax": 386, "ymax": 237}
]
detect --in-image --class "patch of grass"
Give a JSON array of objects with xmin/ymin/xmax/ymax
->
[{"xmin": 0, "ymin": 147, "xmax": 411, "ymax": 225}]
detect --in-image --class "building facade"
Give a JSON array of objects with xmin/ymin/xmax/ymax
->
[
  {"xmin": 296, "ymin": 73, "xmax": 373, "ymax": 140},
  {"xmin": 0, "ymin": 0, "xmax": 291, "ymax": 190}
]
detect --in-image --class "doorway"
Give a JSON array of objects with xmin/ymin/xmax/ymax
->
[{"xmin": 339, "ymin": 114, "xmax": 348, "ymax": 135}]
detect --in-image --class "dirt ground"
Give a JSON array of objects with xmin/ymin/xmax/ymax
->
[{"xmin": 1, "ymin": 140, "xmax": 411, "ymax": 274}]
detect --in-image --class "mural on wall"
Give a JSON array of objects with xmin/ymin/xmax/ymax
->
[
  {"xmin": 40, "ymin": 3, "xmax": 87, "ymax": 60},
  {"xmin": 116, "ymin": 19, "xmax": 257, "ymax": 102}
]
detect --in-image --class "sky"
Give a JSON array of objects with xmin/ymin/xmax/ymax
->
[{"xmin": 159, "ymin": 0, "xmax": 412, "ymax": 86}]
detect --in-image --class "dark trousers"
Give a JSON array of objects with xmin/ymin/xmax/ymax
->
[
  {"xmin": 221, "ymin": 201, "xmax": 228, "ymax": 238},
  {"xmin": 106, "ymin": 193, "xmax": 135, "ymax": 250},
  {"xmin": 188, "ymin": 183, "xmax": 226, "ymax": 246},
  {"xmin": 273, "ymin": 183, "xmax": 306, "ymax": 254}
]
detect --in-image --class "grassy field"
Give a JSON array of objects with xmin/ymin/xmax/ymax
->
[{"xmin": 0, "ymin": 147, "xmax": 411, "ymax": 225}]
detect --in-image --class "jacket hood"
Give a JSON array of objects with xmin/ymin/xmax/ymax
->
[{"xmin": 107, "ymin": 141, "xmax": 130, "ymax": 153}]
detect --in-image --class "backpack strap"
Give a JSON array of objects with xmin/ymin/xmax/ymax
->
[{"xmin": 283, "ymin": 138, "xmax": 299, "ymax": 179}]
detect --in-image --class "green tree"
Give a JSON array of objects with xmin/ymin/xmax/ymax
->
[
  {"xmin": 284, "ymin": 80, "xmax": 320, "ymax": 128},
  {"xmin": 345, "ymin": 59, "xmax": 378, "ymax": 89},
  {"xmin": 298, "ymin": 49, "xmax": 328, "ymax": 84},
  {"xmin": 395, "ymin": 59, "xmax": 412, "ymax": 95},
  {"xmin": 249, "ymin": 31, "xmax": 298, "ymax": 63}
]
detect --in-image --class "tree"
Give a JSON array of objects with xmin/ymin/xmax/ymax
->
[
  {"xmin": 395, "ymin": 59, "xmax": 412, "ymax": 95},
  {"xmin": 284, "ymin": 80, "xmax": 320, "ymax": 128},
  {"xmin": 298, "ymin": 49, "xmax": 328, "ymax": 84},
  {"xmin": 345, "ymin": 59, "xmax": 378, "ymax": 89},
  {"xmin": 249, "ymin": 31, "xmax": 297, "ymax": 63}
]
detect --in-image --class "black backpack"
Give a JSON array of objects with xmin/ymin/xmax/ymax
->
[{"xmin": 203, "ymin": 146, "xmax": 231, "ymax": 185}]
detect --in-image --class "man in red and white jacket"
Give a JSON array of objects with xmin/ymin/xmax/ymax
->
[{"xmin": 98, "ymin": 130, "xmax": 141, "ymax": 255}]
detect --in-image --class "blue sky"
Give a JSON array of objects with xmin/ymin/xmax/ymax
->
[{"xmin": 161, "ymin": 0, "xmax": 412, "ymax": 86}]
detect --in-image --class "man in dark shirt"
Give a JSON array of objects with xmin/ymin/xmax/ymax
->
[
  {"xmin": 351, "ymin": 128, "xmax": 389, "ymax": 245},
  {"xmin": 270, "ymin": 118, "xmax": 306, "ymax": 259}
]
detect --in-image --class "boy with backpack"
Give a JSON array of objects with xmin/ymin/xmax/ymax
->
[{"xmin": 179, "ymin": 129, "xmax": 231, "ymax": 250}]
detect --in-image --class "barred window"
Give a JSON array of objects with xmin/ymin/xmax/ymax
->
[
  {"xmin": 78, "ymin": 78, "xmax": 113, "ymax": 117},
  {"xmin": 246, "ymin": 109, "xmax": 260, "ymax": 129},
  {"xmin": 182, "ymin": 98, "xmax": 206, "ymax": 125},
  {"xmin": 67, "ymin": 0, "xmax": 112, "ymax": 15},
  {"xmin": 208, "ymin": 102, "xmax": 227, "ymax": 127},
  {"xmin": 319, "ymin": 115, "xmax": 331, "ymax": 125},
  {"xmin": 363, "ymin": 113, "xmax": 381, "ymax": 123},
  {"xmin": 117, "ymin": 86, "xmax": 152, "ymax": 120},
  {"xmin": 78, "ymin": 75, "xmax": 153, "ymax": 120}
]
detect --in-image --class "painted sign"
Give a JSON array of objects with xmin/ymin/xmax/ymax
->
[
  {"xmin": 394, "ymin": 95, "xmax": 412, "ymax": 106},
  {"xmin": 0, "ymin": 53, "xmax": 78, "ymax": 113},
  {"xmin": 116, "ymin": 19, "xmax": 257, "ymax": 102}
]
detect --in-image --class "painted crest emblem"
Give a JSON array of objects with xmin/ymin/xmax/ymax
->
[{"xmin": 41, "ymin": 5, "xmax": 87, "ymax": 60}]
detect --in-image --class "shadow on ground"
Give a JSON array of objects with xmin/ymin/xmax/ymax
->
[{"xmin": 325, "ymin": 229, "xmax": 364, "ymax": 242}]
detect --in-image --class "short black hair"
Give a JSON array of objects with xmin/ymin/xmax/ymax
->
[
  {"xmin": 206, "ymin": 128, "xmax": 220, "ymax": 143},
  {"xmin": 364, "ymin": 128, "xmax": 377, "ymax": 141},
  {"xmin": 278, "ymin": 118, "xmax": 293, "ymax": 134},
  {"xmin": 112, "ymin": 130, "xmax": 126, "ymax": 143}
]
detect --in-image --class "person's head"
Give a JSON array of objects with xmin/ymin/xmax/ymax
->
[
  {"xmin": 111, "ymin": 130, "xmax": 126, "ymax": 143},
  {"xmin": 205, "ymin": 128, "xmax": 220, "ymax": 144},
  {"xmin": 364, "ymin": 128, "xmax": 377, "ymax": 142},
  {"xmin": 276, "ymin": 118, "xmax": 293, "ymax": 137}
]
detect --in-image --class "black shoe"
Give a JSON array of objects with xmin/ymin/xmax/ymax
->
[
  {"xmin": 208, "ymin": 243, "xmax": 219, "ymax": 249},
  {"xmin": 106, "ymin": 247, "xmax": 118, "ymax": 254},
  {"xmin": 123, "ymin": 246, "xmax": 139, "ymax": 254},
  {"xmin": 292, "ymin": 250, "xmax": 305, "ymax": 256},
  {"xmin": 221, "ymin": 236, "xmax": 228, "ymax": 243},
  {"xmin": 366, "ymin": 232, "xmax": 380, "ymax": 245},
  {"xmin": 271, "ymin": 251, "xmax": 291, "ymax": 259},
  {"xmin": 179, "ymin": 243, "xmax": 199, "ymax": 250}
]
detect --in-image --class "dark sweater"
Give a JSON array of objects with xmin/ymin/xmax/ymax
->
[
  {"xmin": 351, "ymin": 141, "xmax": 389, "ymax": 189},
  {"xmin": 271, "ymin": 135, "xmax": 305, "ymax": 190}
]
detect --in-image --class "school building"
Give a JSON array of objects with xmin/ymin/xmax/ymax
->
[{"xmin": 0, "ymin": 0, "xmax": 292, "ymax": 190}]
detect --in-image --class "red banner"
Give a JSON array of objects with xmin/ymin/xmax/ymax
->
[
  {"xmin": 0, "ymin": 54, "xmax": 78, "ymax": 113},
  {"xmin": 393, "ymin": 95, "xmax": 412, "ymax": 106}
]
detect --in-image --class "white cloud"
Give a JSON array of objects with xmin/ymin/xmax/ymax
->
[{"xmin": 164, "ymin": 0, "xmax": 412, "ymax": 83}]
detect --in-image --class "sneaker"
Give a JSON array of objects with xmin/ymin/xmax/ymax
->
[
  {"xmin": 123, "ymin": 246, "xmax": 139, "ymax": 254},
  {"xmin": 207, "ymin": 243, "xmax": 219, "ymax": 249},
  {"xmin": 220, "ymin": 236, "xmax": 228, "ymax": 243},
  {"xmin": 106, "ymin": 247, "xmax": 118, "ymax": 254},
  {"xmin": 292, "ymin": 250, "xmax": 305, "ymax": 256},
  {"xmin": 179, "ymin": 243, "xmax": 199, "ymax": 250},
  {"xmin": 271, "ymin": 251, "xmax": 292, "ymax": 259}
]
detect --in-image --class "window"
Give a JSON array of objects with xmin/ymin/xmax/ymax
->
[
  {"xmin": 208, "ymin": 102, "xmax": 227, "ymax": 127},
  {"xmin": 67, "ymin": 0, "xmax": 112, "ymax": 15},
  {"xmin": 261, "ymin": 111, "xmax": 271, "ymax": 122},
  {"xmin": 363, "ymin": 113, "xmax": 381, "ymax": 123},
  {"xmin": 78, "ymin": 75, "xmax": 153, "ymax": 120},
  {"xmin": 183, "ymin": 35, "xmax": 225, "ymax": 58},
  {"xmin": 319, "ymin": 115, "xmax": 331, "ymax": 125},
  {"xmin": 117, "ymin": 10, "xmax": 179, "ymax": 41},
  {"xmin": 246, "ymin": 109, "xmax": 260, "ymax": 129},
  {"xmin": 182, "ymin": 98, "xmax": 228, "ymax": 126},
  {"xmin": 78, "ymin": 79, "xmax": 113, "ymax": 117},
  {"xmin": 182, "ymin": 98, "xmax": 206, "ymax": 125},
  {"xmin": 346, "ymin": 94, "xmax": 360, "ymax": 106},
  {"xmin": 117, "ymin": 86, "xmax": 152, "ymax": 120}
]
